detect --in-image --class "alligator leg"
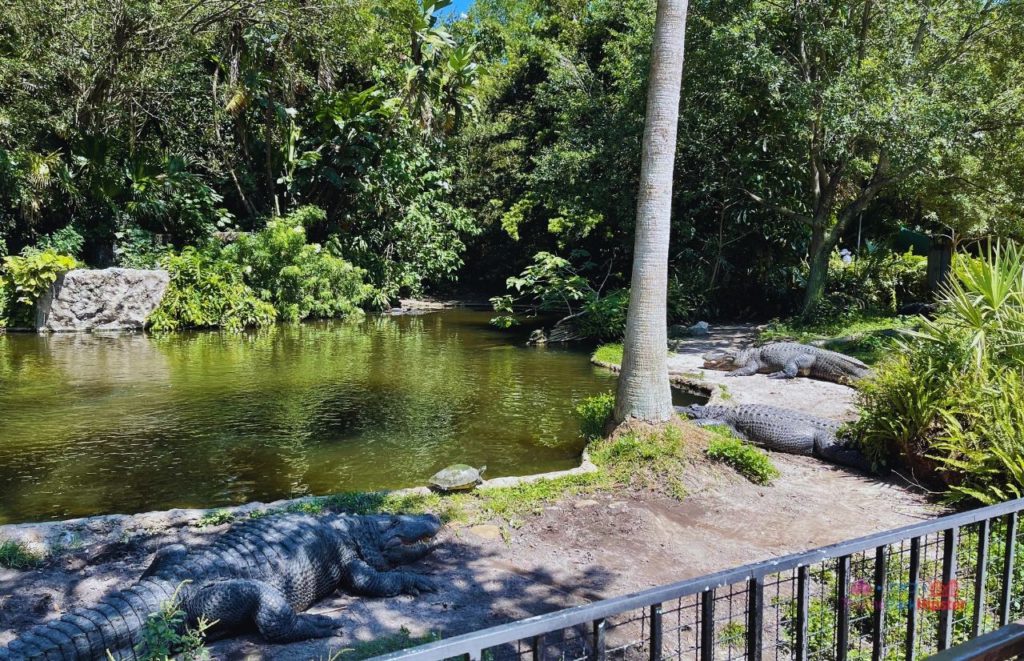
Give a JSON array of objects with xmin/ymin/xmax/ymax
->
[
  {"xmin": 813, "ymin": 433, "xmax": 872, "ymax": 471},
  {"xmin": 188, "ymin": 579, "xmax": 339, "ymax": 643},
  {"xmin": 345, "ymin": 559, "xmax": 437, "ymax": 597},
  {"xmin": 724, "ymin": 362, "xmax": 760, "ymax": 377},
  {"xmin": 767, "ymin": 354, "xmax": 815, "ymax": 379},
  {"xmin": 141, "ymin": 544, "xmax": 188, "ymax": 578}
]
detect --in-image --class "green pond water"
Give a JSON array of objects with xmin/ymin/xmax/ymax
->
[{"xmin": 0, "ymin": 309, "xmax": 698, "ymax": 524}]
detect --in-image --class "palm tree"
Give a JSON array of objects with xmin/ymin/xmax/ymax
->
[{"xmin": 614, "ymin": 0, "xmax": 689, "ymax": 424}]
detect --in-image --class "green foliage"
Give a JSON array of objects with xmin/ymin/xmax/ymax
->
[
  {"xmin": 36, "ymin": 225, "xmax": 85, "ymax": 258},
  {"xmin": 135, "ymin": 583, "xmax": 213, "ymax": 661},
  {"xmin": 574, "ymin": 392, "xmax": 615, "ymax": 441},
  {"xmin": 591, "ymin": 343, "xmax": 623, "ymax": 367},
  {"xmin": 855, "ymin": 243, "xmax": 1024, "ymax": 503},
  {"xmin": 226, "ymin": 207, "xmax": 371, "ymax": 322},
  {"xmin": 147, "ymin": 248, "xmax": 276, "ymax": 332},
  {"xmin": 705, "ymin": 429, "xmax": 780, "ymax": 485},
  {"xmin": 195, "ymin": 510, "xmax": 234, "ymax": 528},
  {"xmin": 761, "ymin": 314, "xmax": 917, "ymax": 365},
  {"xmin": 0, "ymin": 249, "xmax": 78, "ymax": 326},
  {"xmin": 588, "ymin": 426, "xmax": 690, "ymax": 499},
  {"xmin": 801, "ymin": 250, "xmax": 928, "ymax": 325},
  {"xmin": 0, "ymin": 540, "xmax": 43, "ymax": 569}
]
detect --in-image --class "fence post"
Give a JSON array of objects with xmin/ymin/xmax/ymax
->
[
  {"xmin": 872, "ymin": 546, "xmax": 888, "ymax": 661},
  {"xmin": 650, "ymin": 603, "xmax": 663, "ymax": 661},
  {"xmin": 837, "ymin": 556, "xmax": 851, "ymax": 661},
  {"xmin": 796, "ymin": 567, "xmax": 810, "ymax": 661},
  {"xmin": 701, "ymin": 589, "xmax": 716, "ymax": 661},
  {"xmin": 938, "ymin": 527, "xmax": 960, "ymax": 651},
  {"xmin": 748, "ymin": 576, "xmax": 764, "ymax": 661},
  {"xmin": 1001, "ymin": 512, "xmax": 1018, "ymax": 626},
  {"xmin": 974, "ymin": 519, "xmax": 991, "ymax": 638}
]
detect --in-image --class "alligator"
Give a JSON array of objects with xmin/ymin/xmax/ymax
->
[
  {"xmin": 0, "ymin": 513, "xmax": 442, "ymax": 661},
  {"xmin": 677, "ymin": 403, "xmax": 871, "ymax": 471},
  {"xmin": 702, "ymin": 342, "xmax": 870, "ymax": 383}
]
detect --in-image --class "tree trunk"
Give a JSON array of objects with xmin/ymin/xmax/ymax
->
[
  {"xmin": 801, "ymin": 226, "xmax": 831, "ymax": 316},
  {"xmin": 614, "ymin": 0, "xmax": 689, "ymax": 424}
]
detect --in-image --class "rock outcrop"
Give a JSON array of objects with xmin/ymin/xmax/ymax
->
[{"xmin": 35, "ymin": 269, "xmax": 169, "ymax": 332}]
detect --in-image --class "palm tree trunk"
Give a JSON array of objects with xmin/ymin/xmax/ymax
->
[{"xmin": 614, "ymin": 0, "xmax": 689, "ymax": 424}]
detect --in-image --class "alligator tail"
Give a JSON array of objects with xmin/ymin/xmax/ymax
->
[{"xmin": 0, "ymin": 578, "xmax": 176, "ymax": 661}]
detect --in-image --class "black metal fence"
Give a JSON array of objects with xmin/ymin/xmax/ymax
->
[{"xmin": 379, "ymin": 498, "xmax": 1024, "ymax": 661}]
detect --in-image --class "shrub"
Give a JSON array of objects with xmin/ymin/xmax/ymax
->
[
  {"xmin": 705, "ymin": 430, "xmax": 780, "ymax": 485},
  {"xmin": 0, "ymin": 248, "xmax": 78, "ymax": 326},
  {"xmin": 802, "ymin": 248, "xmax": 927, "ymax": 323},
  {"xmin": 854, "ymin": 242, "xmax": 1024, "ymax": 503},
  {"xmin": 225, "ymin": 207, "xmax": 371, "ymax": 322},
  {"xmin": 0, "ymin": 540, "xmax": 42, "ymax": 569},
  {"xmin": 36, "ymin": 225, "xmax": 85, "ymax": 258},
  {"xmin": 136, "ymin": 583, "xmax": 213, "ymax": 661},
  {"xmin": 147, "ymin": 247, "xmax": 276, "ymax": 332},
  {"xmin": 575, "ymin": 392, "xmax": 615, "ymax": 440}
]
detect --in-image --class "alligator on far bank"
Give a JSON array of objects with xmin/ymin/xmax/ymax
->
[
  {"xmin": 678, "ymin": 403, "xmax": 872, "ymax": 471},
  {"xmin": 702, "ymin": 342, "xmax": 870, "ymax": 384},
  {"xmin": 0, "ymin": 513, "xmax": 441, "ymax": 661}
]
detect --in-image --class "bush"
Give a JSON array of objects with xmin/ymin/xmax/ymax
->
[
  {"xmin": 147, "ymin": 247, "xmax": 277, "ymax": 332},
  {"xmin": 225, "ymin": 207, "xmax": 371, "ymax": 322},
  {"xmin": 802, "ymin": 248, "xmax": 927, "ymax": 324},
  {"xmin": 136, "ymin": 583, "xmax": 213, "ymax": 661},
  {"xmin": 705, "ymin": 430, "xmax": 780, "ymax": 485},
  {"xmin": 575, "ymin": 392, "xmax": 615, "ymax": 440},
  {"xmin": 854, "ymin": 242, "xmax": 1024, "ymax": 503},
  {"xmin": 0, "ymin": 248, "xmax": 78, "ymax": 326},
  {"xmin": 0, "ymin": 540, "xmax": 43, "ymax": 569}
]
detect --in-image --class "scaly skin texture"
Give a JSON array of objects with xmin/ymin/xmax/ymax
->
[
  {"xmin": 678, "ymin": 403, "xmax": 871, "ymax": 471},
  {"xmin": 0, "ymin": 513, "xmax": 441, "ymax": 661},
  {"xmin": 702, "ymin": 342, "xmax": 870, "ymax": 384}
]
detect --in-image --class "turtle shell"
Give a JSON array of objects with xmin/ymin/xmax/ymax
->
[{"xmin": 430, "ymin": 464, "xmax": 484, "ymax": 491}]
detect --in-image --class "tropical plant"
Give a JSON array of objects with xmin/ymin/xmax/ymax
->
[
  {"xmin": 0, "ymin": 249, "xmax": 78, "ymax": 326},
  {"xmin": 147, "ymin": 248, "xmax": 276, "ymax": 333},
  {"xmin": 855, "ymin": 242, "xmax": 1024, "ymax": 503},
  {"xmin": 614, "ymin": 0, "xmax": 687, "ymax": 424}
]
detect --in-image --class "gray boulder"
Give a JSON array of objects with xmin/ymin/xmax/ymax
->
[{"xmin": 35, "ymin": 268, "xmax": 169, "ymax": 332}]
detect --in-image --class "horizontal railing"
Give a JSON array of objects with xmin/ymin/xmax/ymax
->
[{"xmin": 379, "ymin": 497, "xmax": 1024, "ymax": 661}]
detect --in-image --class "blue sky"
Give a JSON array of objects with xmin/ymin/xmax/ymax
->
[{"xmin": 446, "ymin": 0, "xmax": 475, "ymax": 17}]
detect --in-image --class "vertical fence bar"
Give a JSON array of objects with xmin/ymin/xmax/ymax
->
[
  {"xmin": 650, "ymin": 603, "xmax": 663, "ymax": 661},
  {"xmin": 532, "ymin": 634, "xmax": 545, "ymax": 661},
  {"xmin": 1001, "ymin": 512, "xmax": 1018, "ymax": 626},
  {"xmin": 748, "ymin": 576, "xmax": 764, "ymax": 661},
  {"xmin": 701, "ymin": 590, "xmax": 715, "ymax": 661},
  {"xmin": 872, "ymin": 545, "xmax": 888, "ymax": 661},
  {"xmin": 592, "ymin": 618, "xmax": 606, "ymax": 661},
  {"xmin": 796, "ymin": 566, "xmax": 810, "ymax": 661},
  {"xmin": 837, "ymin": 555, "xmax": 851, "ymax": 661},
  {"xmin": 906, "ymin": 537, "xmax": 921, "ymax": 661},
  {"xmin": 974, "ymin": 518, "xmax": 991, "ymax": 638},
  {"xmin": 938, "ymin": 527, "xmax": 960, "ymax": 651}
]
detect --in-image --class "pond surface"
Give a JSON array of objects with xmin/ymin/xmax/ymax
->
[{"xmin": 0, "ymin": 309, "xmax": 698, "ymax": 524}]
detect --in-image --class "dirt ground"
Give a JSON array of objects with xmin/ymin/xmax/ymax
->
[{"xmin": 0, "ymin": 450, "xmax": 940, "ymax": 660}]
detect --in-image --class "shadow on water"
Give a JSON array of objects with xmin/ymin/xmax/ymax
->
[{"xmin": 0, "ymin": 310, "xmax": 625, "ymax": 523}]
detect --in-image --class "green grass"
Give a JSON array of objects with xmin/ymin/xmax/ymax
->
[
  {"xmin": 592, "ymin": 342, "xmax": 623, "ymax": 366},
  {"xmin": 759, "ymin": 314, "xmax": 917, "ymax": 364},
  {"xmin": 0, "ymin": 540, "xmax": 43, "ymax": 569},
  {"xmin": 326, "ymin": 628, "xmax": 441, "ymax": 660},
  {"xmin": 196, "ymin": 509, "xmax": 235, "ymax": 527},
  {"xmin": 704, "ymin": 427, "xmax": 780, "ymax": 485}
]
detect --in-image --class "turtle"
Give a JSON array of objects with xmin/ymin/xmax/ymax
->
[{"xmin": 429, "ymin": 464, "xmax": 486, "ymax": 492}]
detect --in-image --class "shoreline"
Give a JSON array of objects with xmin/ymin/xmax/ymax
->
[{"xmin": 0, "ymin": 452, "xmax": 599, "ymax": 558}]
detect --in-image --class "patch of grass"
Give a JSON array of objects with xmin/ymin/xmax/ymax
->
[
  {"xmin": 136, "ymin": 582, "xmax": 214, "ymax": 661},
  {"xmin": 592, "ymin": 343, "xmax": 623, "ymax": 366},
  {"xmin": 718, "ymin": 621, "xmax": 746, "ymax": 647},
  {"xmin": 0, "ymin": 540, "xmax": 43, "ymax": 570},
  {"xmin": 705, "ymin": 427, "xmax": 780, "ymax": 485},
  {"xmin": 589, "ymin": 424, "xmax": 691, "ymax": 499},
  {"xmin": 478, "ymin": 472, "xmax": 605, "ymax": 526},
  {"xmin": 575, "ymin": 392, "xmax": 615, "ymax": 440},
  {"xmin": 326, "ymin": 627, "xmax": 440, "ymax": 660},
  {"xmin": 195, "ymin": 509, "xmax": 235, "ymax": 528}
]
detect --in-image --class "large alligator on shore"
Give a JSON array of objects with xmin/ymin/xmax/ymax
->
[
  {"xmin": 702, "ymin": 342, "xmax": 870, "ymax": 384},
  {"xmin": 0, "ymin": 513, "xmax": 441, "ymax": 661},
  {"xmin": 678, "ymin": 403, "xmax": 871, "ymax": 471}
]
